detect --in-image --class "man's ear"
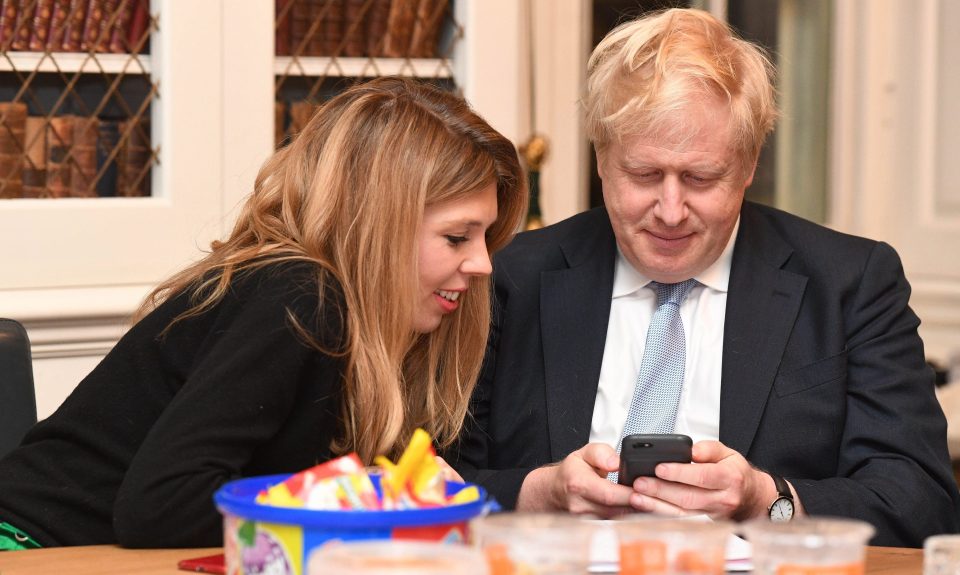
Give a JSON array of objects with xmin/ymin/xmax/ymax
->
[
  {"xmin": 743, "ymin": 156, "xmax": 759, "ymax": 188},
  {"xmin": 595, "ymin": 145, "xmax": 607, "ymax": 180}
]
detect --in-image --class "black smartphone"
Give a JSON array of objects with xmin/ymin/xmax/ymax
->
[{"xmin": 618, "ymin": 433, "xmax": 692, "ymax": 486}]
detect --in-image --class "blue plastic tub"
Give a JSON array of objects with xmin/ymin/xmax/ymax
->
[{"xmin": 214, "ymin": 473, "xmax": 494, "ymax": 575}]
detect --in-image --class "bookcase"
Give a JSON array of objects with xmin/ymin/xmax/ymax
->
[{"xmin": 0, "ymin": 0, "xmax": 523, "ymax": 418}]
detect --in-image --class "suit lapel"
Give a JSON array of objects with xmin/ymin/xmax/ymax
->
[
  {"xmin": 720, "ymin": 203, "xmax": 808, "ymax": 455},
  {"xmin": 541, "ymin": 211, "xmax": 617, "ymax": 461}
]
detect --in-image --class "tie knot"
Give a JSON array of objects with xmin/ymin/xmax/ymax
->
[{"xmin": 651, "ymin": 279, "xmax": 697, "ymax": 307}]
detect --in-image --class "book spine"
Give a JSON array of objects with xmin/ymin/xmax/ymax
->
[
  {"xmin": 306, "ymin": 0, "xmax": 323, "ymax": 56},
  {"xmin": 79, "ymin": 0, "xmax": 103, "ymax": 51},
  {"xmin": 381, "ymin": 0, "xmax": 418, "ymax": 58},
  {"xmin": 117, "ymin": 116, "xmax": 149, "ymax": 197},
  {"xmin": 27, "ymin": 0, "xmax": 55, "ymax": 51},
  {"xmin": 10, "ymin": 0, "xmax": 35, "ymax": 50},
  {"xmin": 90, "ymin": 0, "xmax": 115, "ymax": 51},
  {"xmin": 341, "ymin": 0, "xmax": 366, "ymax": 57},
  {"xmin": 68, "ymin": 116, "xmax": 97, "ymax": 197},
  {"xmin": 275, "ymin": 0, "xmax": 292, "ymax": 56},
  {"xmin": 289, "ymin": 0, "xmax": 309, "ymax": 57},
  {"xmin": 0, "ymin": 102, "xmax": 27, "ymax": 199},
  {"xmin": 95, "ymin": 118, "xmax": 119, "ymax": 196},
  {"xmin": 0, "ymin": 0, "xmax": 17, "ymax": 50},
  {"xmin": 59, "ymin": 0, "xmax": 88, "ymax": 51},
  {"xmin": 408, "ymin": 0, "xmax": 445, "ymax": 58},
  {"xmin": 124, "ymin": 0, "xmax": 146, "ymax": 53},
  {"xmin": 364, "ymin": 0, "xmax": 389, "ymax": 57},
  {"xmin": 45, "ymin": 0, "xmax": 70, "ymax": 50},
  {"xmin": 106, "ymin": 0, "xmax": 131, "ymax": 53},
  {"xmin": 319, "ymin": 0, "xmax": 344, "ymax": 56},
  {"xmin": 45, "ymin": 114, "xmax": 74, "ymax": 198},
  {"xmin": 21, "ymin": 115, "xmax": 46, "ymax": 198}
]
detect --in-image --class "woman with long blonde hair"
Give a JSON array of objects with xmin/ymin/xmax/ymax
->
[{"xmin": 0, "ymin": 77, "xmax": 527, "ymax": 550}]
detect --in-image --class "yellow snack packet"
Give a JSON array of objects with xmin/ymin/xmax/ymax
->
[{"xmin": 256, "ymin": 482, "xmax": 304, "ymax": 508}]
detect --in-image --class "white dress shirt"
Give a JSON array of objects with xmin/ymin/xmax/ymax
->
[{"xmin": 589, "ymin": 219, "xmax": 739, "ymax": 449}]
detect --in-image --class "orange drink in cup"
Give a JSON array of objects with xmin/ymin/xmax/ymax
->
[
  {"xmin": 612, "ymin": 515, "xmax": 732, "ymax": 575},
  {"xmin": 471, "ymin": 513, "xmax": 595, "ymax": 574},
  {"xmin": 742, "ymin": 517, "xmax": 874, "ymax": 575}
]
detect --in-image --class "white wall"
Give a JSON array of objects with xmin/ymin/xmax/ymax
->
[{"xmin": 831, "ymin": 0, "xmax": 960, "ymax": 364}]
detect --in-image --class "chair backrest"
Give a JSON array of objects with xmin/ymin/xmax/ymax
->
[{"xmin": 0, "ymin": 318, "xmax": 37, "ymax": 458}]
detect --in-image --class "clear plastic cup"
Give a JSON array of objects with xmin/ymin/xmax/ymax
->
[
  {"xmin": 611, "ymin": 515, "xmax": 733, "ymax": 575},
  {"xmin": 470, "ymin": 513, "xmax": 595, "ymax": 574},
  {"xmin": 924, "ymin": 534, "xmax": 960, "ymax": 575},
  {"xmin": 741, "ymin": 517, "xmax": 875, "ymax": 575},
  {"xmin": 306, "ymin": 540, "xmax": 489, "ymax": 575}
]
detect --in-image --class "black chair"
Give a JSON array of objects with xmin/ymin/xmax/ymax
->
[{"xmin": 0, "ymin": 318, "xmax": 37, "ymax": 458}]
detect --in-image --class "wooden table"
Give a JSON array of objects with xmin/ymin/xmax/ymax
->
[
  {"xmin": 0, "ymin": 546, "xmax": 221, "ymax": 575},
  {"xmin": 0, "ymin": 544, "xmax": 923, "ymax": 574}
]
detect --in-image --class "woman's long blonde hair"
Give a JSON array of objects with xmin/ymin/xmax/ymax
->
[{"xmin": 139, "ymin": 77, "xmax": 527, "ymax": 461}]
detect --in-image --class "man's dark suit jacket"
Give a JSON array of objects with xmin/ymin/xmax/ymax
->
[{"xmin": 449, "ymin": 202, "xmax": 960, "ymax": 547}]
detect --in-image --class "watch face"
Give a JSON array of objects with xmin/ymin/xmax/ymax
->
[{"xmin": 769, "ymin": 497, "xmax": 794, "ymax": 522}]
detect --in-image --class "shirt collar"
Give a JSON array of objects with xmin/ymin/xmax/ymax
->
[{"xmin": 611, "ymin": 216, "xmax": 739, "ymax": 298}]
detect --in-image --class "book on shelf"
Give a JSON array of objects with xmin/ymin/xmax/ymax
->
[
  {"xmin": 116, "ymin": 115, "xmax": 149, "ymax": 197},
  {"xmin": 22, "ymin": 116, "xmax": 46, "ymax": 198},
  {"xmin": 275, "ymin": 0, "xmax": 293, "ymax": 56},
  {"xmin": 289, "ymin": 0, "xmax": 346, "ymax": 57},
  {"xmin": 381, "ymin": 0, "xmax": 417, "ymax": 58},
  {"xmin": 45, "ymin": 114, "xmax": 74, "ymax": 198},
  {"xmin": 45, "ymin": 0, "xmax": 71, "ymax": 51},
  {"xmin": 0, "ymin": 0, "xmax": 18, "ymax": 50},
  {"xmin": 319, "ymin": 0, "xmax": 344, "ymax": 56},
  {"xmin": 92, "ymin": 0, "xmax": 118, "ymax": 52},
  {"xmin": 79, "ymin": 0, "xmax": 104, "ymax": 51},
  {"xmin": 0, "ymin": 110, "xmax": 152, "ymax": 199},
  {"xmin": 107, "ymin": 0, "xmax": 132, "ymax": 53},
  {"xmin": 342, "ymin": 0, "xmax": 367, "ymax": 57},
  {"xmin": 305, "ymin": 0, "xmax": 326, "ymax": 56},
  {"xmin": 280, "ymin": 0, "xmax": 453, "ymax": 60},
  {"xmin": 59, "ymin": 0, "xmax": 88, "ymax": 51},
  {"xmin": 290, "ymin": 0, "xmax": 310, "ymax": 56},
  {"xmin": 69, "ymin": 116, "xmax": 97, "ymax": 197},
  {"xmin": 125, "ymin": 0, "xmax": 147, "ymax": 53},
  {"xmin": 0, "ymin": 0, "xmax": 150, "ymax": 54},
  {"xmin": 364, "ymin": 0, "xmax": 390, "ymax": 57},
  {"xmin": 0, "ymin": 102, "xmax": 26, "ymax": 199},
  {"xmin": 409, "ymin": 0, "xmax": 445, "ymax": 58},
  {"xmin": 10, "ymin": 0, "xmax": 35, "ymax": 51},
  {"xmin": 95, "ymin": 118, "xmax": 118, "ymax": 196},
  {"xmin": 27, "ymin": 0, "xmax": 55, "ymax": 51}
]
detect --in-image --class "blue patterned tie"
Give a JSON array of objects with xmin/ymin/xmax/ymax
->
[{"xmin": 609, "ymin": 279, "xmax": 697, "ymax": 483}]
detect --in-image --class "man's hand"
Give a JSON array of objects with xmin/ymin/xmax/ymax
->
[
  {"xmin": 627, "ymin": 440, "xmax": 792, "ymax": 520},
  {"xmin": 516, "ymin": 442, "xmax": 635, "ymax": 517}
]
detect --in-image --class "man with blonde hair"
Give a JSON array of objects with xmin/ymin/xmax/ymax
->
[{"xmin": 451, "ymin": 8, "xmax": 959, "ymax": 547}]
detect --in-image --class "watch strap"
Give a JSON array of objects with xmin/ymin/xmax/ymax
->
[{"xmin": 771, "ymin": 474, "xmax": 792, "ymax": 500}]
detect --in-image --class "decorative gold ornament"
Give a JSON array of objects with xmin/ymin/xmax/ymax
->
[{"xmin": 519, "ymin": 134, "xmax": 549, "ymax": 231}]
